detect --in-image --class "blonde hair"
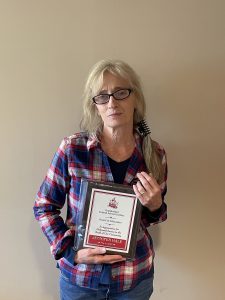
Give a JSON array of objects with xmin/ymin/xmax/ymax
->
[{"xmin": 80, "ymin": 59, "xmax": 163, "ymax": 183}]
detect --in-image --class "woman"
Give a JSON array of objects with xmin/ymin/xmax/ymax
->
[{"xmin": 33, "ymin": 59, "xmax": 168, "ymax": 300}]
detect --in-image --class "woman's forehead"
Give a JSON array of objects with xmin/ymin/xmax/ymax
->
[
  {"xmin": 91, "ymin": 70, "xmax": 131, "ymax": 96},
  {"xmin": 101, "ymin": 72, "xmax": 130, "ymax": 89}
]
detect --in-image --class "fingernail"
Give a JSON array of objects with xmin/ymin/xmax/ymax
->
[{"xmin": 99, "ymin": 247, "xmax": 106, "ymax": 253}]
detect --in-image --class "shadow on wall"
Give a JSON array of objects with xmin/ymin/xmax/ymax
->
[
  {"xmin": 148, "ymin": 224, "xmax": 161, "ymax": 250},
  {"xmin": 29, "ymin": 216, "xmax": 59, "ymax": 300}
]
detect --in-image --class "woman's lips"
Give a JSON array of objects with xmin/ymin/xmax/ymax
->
[{"xmin": 108, "ymin": 112, "xmax": 122, "ymax": 117}]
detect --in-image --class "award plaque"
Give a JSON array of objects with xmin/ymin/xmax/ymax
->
[{"xmin": 74, "ymin": 179, "xmax": 142, "ymax": 259}]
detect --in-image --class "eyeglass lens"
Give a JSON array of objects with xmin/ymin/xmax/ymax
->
[{"xmin": 93, "ymin": 89, "xmax": 131, "ymax": 104}]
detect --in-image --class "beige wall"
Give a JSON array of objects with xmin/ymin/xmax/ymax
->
[{"xmin": 0, "ymin": 1, "xmax": 224, "ymax": 299}]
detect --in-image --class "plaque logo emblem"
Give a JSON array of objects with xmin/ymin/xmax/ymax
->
[{"xmin": 108, "ymin": 197, "xmax": 118, "ymax": 209}]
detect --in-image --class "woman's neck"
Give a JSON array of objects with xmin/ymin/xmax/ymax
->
[
  {"xmin": 102, "ymin": 125, "xmax": 134, "ymax": 145},
  {"xmin": 101, "ymin": 126, "xmax": 135, "ymax": 162}
]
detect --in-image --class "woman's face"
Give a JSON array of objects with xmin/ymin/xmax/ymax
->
[{"xmin": 94, "ymin": 72, "xmax": 137, "ymax": 131}]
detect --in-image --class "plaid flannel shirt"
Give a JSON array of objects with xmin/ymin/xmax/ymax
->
[{"xmin": 33, "ymin": 131, "xmax": 167, "ymax": 291}]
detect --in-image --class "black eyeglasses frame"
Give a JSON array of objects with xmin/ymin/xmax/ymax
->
[{"xmin": 92, "ymin": 88, "xmax": 133, "ymax": 105}]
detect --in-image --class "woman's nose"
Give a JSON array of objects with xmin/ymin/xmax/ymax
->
[{"xmin": 108, "ymin": 96, "xmax": 117, "ymax": 107}]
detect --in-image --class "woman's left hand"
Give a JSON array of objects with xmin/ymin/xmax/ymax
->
[{"xmin": 133, "ymin": 171, "xmax": 162, "ymax": 212}]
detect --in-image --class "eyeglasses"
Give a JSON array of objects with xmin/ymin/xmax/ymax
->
[{"xmin": 92, "ymin": 88, "xmax": 132, "ymax": 105}]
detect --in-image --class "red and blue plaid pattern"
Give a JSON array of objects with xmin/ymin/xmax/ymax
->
[{"xmin": 33, "ymin": 131, "xmax": 167, "ymax": 291}]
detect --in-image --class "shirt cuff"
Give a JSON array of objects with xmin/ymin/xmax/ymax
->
[
  {"xmin": 144, "ymin": 203, "xmax": 164, "ymax": 221},
  {"xmin": 62, "ymin": 246, "xmax": 76, "ymax": 265}
]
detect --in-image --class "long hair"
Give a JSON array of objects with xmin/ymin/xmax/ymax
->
[{"xmin": 80, "ymin": 59, "xmax": 163, "ymax": 183}]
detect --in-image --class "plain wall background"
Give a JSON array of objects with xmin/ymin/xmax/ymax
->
[{"xmin": 0, "ymin": 1, "xmax": 224, "ymax": 299}]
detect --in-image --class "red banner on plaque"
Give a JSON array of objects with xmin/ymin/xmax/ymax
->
[{"xmin": 88, "ymin": 235, "xmax": 126, "ymax": 249}]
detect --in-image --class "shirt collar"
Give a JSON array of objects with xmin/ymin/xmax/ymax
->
[{"xmin": 87, "ymin": 131, "xmax": 143, "ymax": 155}]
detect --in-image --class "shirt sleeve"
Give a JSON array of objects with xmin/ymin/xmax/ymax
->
[
  {"xmin": 141, "ymin": 146, "xmax": 168, "ymax": 227},
  {"xmin": 33, "ymin": 138, "xmax": 74, "ymax": 260}
]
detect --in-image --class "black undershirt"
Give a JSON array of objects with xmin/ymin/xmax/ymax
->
[{"xmin": 107, "ymin": 156, "xmax": 131, "ymax": 184}]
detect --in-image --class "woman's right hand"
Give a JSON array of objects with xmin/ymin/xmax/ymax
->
[{"xmin": 74, "ymin": 247, "xmax": 126, "ymax": 264}]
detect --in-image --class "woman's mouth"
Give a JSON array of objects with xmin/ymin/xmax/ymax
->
[{"xmin": 108, "ymin": 112, "xmax": 122, "ymax": 117}]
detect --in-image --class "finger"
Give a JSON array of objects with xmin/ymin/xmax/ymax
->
[
  {"xmin": 137, "ymin": 172, "xmax": 160, "ymax": 192},
  {"xmin": 88, "ymin": 247, "xmax": 106, "ymax": 256},
  {"xmin": 77, "ymin": 248, "xmax": 125, "ymax": 264},
  {"xmin": 99, "ymin": 255, "xmax": 126, "ymax": 264},
  {"xmin": 108, "ymin": 259, "xmax": 126, "ymax": 264},
  {"xmin": 75, "ymin": 247, "xmax": 106, "ymax": 263},
  {"xmin": 136, "ymin": 181, "xmax": 146, "ymax": 195},
  {"xmin": 91, "ymin": 255, "xmax": 125, "ymax": 264},
  {"xmin": 141, "ymin": 172, "xmax": 159, "ymax": 188},
  {"xmin": 136, "ymin": 173, "xmax": 153, "ymax": 192},
  {"xmin": 141, "ymin": 172, "xmax": 162, "ymax": 196},
  {"xmin": 133, "ymin": 184, "xmax": 145, "ymax": 203}
]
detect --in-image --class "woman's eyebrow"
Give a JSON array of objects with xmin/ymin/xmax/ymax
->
[{"xmin": 99, "ymin": 86, "xmax": 126, "ymax": 93}]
